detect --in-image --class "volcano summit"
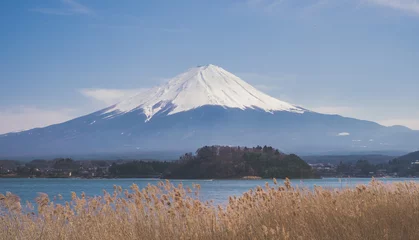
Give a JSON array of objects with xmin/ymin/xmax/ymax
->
[{"xmin": 104, "ymin": 64, "xmax": 304, "ymax": 121}]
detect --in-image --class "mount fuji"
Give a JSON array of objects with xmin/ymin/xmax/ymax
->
[{"xmin": 1, "ymin": 64, "xmax": 418, "ymax": 159}]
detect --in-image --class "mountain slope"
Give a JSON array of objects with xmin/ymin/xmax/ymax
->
[
  {"xmin": 390, "ymin": 151, "xmax": 419, "ymax": 165},
  {"xmin": 0, "ymin": 65, "xmax": 418, "ymax": 159}
]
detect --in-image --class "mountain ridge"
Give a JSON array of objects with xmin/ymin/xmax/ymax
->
[{"xmin": 0, "ymin": 65, "xmax": 418, "ymax": 159}]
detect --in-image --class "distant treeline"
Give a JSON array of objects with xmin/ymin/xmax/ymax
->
[
  {"xmin": 333, "ymin": 151, "xmax": 419, "ymax": 177},
  {"xmin": 2, "ymin": 149, "xmax": 419, "ymax": 179},
  {"xmin": 109, "ymin": 146, "xmax": 318, "ymax": 179},
  {"xmin": 0, "ymin": 145, "xmax": 317, "ymax": 179},
  {"xmin": 302, "ymin": 154, "xmax": 395, "ymax": 165},
  {"xmin": 108, "ymin": 161, "xmax": 171, "ymax": 178}
]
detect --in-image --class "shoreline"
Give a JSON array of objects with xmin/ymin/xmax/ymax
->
[{"xmin": 0, "ymin": 176, "xmax": 411, "ymax": 180}]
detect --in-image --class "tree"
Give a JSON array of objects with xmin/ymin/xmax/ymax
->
[{"xmin": 355, "ymin": 160, "xmax": 375, "ymax": 176}]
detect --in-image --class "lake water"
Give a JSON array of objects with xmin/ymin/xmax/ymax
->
[{"xmin": 1, "ymin": 178, "xmax": 418, "ymax": 205}]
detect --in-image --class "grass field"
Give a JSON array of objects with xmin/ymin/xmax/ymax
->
[{"xmin": 1, "ymin": 178, "xmax": 419, "ymax": 240}]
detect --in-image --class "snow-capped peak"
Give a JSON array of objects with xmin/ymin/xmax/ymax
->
[{"xmin": 104, "ymin": 64, "xmax": 305, "ymax": 121}]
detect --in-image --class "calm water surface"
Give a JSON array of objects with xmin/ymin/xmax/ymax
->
[{"xmin": 1, "ymin": 178, "xmax": 418, "ymax": 205}]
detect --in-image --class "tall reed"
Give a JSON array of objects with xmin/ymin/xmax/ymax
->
[{"xmin": 1, "ymin": 179, "xmax": 419, "ymax": 240}]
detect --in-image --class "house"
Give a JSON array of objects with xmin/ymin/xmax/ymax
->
[{"xmin": 411, "ymin": 160, "xmax": 419, "ymax": 165}]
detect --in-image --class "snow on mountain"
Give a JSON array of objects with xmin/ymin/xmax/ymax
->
[{"xmin": 104, "ymin": 64, "xmax": 304, "ymax": 121}]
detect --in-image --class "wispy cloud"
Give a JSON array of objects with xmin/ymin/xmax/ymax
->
[
  {"xmin": 242, "ymin": 0, "xmax": 419, "ymax": 16},
  {"xmin": 62, "ymin": 0, "xmax": 91, "ymax": 14},
  {"xmin": 79, "ymin": 88, "xmax": 148, "ymax": 106},
  {"xmin": 244, "ymin": 0, "xmax": 333, "ymax": 15},
  {"xmin": 246, "ymin": 0, "xmax": 287, "ymax": 12},
  {"xmin": 0, "ymin": 88, "xmax": 149, "ymax": 134},
  {"xmin": 30, "ymin": 0, "xmax": 92, "ymax": 16},
  {"xmin": 337, "ymin": 132, "xmax": 351, "ymax": 136},
  {"xmin": 364, "ymin": 0, "xmax": 419, "ymax": 15},
  {"xmin": 299, "ymin": 0, "xmax": 333, "ymax": 17},
  {"xmin": 0, "ymin": 107, "xmax": 77, "ymax": 134}
]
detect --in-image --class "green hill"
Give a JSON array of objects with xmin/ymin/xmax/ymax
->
[{"xmin": 163, "ymin": 146, "xmax": 318, "ymax": 179}]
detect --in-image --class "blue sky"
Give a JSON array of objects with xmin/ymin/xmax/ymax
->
[{"xmin": 1, "ymin": 0, "xmax": 418, "ymax": 133}]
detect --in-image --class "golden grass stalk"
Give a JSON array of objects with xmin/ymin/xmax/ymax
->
[{"xmin": 1, "ymin": 179, "xmax": 419, "ymax": 240}]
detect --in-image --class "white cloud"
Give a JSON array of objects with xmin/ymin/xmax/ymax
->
[
  {"xmin": 364, "ymin": 0, "xmax": 419, "ymax": 15},
  {"xmin": 0, "ymin": 87, "xmax": 147, "ymax": 134},
  {"xmin": 338, "ymin": 132, "xmax": 351, "ymax": 136},
  {"xmin": 30, "ymin": 0, "xmax": 92, "ymax": 16},
  {"xmin": 0, "ymin": 107, "xmax": 78, "ymax": 134},
  {"xmin": 0, "ymin": 88, "xmax": 151, "ymax": 134},
  {"xmin": 79, "ymin": 88, "xmax": 148, "ymax": 106}
]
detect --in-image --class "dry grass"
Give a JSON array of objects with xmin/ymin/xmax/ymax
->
[{"xmin": 1, "ymin": 178, "xmax": 419, "ymax": 240}]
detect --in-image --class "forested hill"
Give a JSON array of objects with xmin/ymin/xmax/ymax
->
[
  {"xmin": 390, "ymin": 151, "xmax": 419, "ymax": 165},
  {"xmin": 163, "ymin": 146, "xmax": 318, "ymax": 179},
  {"xmin": 381, "ymin": 151, "xmax": 419, "ymax": 177}
]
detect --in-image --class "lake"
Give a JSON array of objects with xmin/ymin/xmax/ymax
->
[{"xmin": 1, "ymin": 178, "xmax": 418, "ymax": 205}]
